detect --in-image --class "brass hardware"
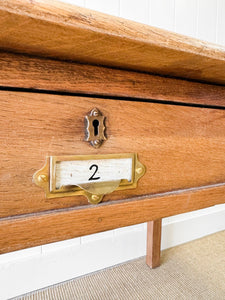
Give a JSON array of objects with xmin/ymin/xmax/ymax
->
[
  {"xmin": 85, "ymin": 108, "xmax": 106, "ymax": 148},
  {"xmin": 136, "ymin": 167, "xmax": 144, "ymax": 175},
  {"xmin": 38, "ymin": 174, "xmax": 47, "ymax": 183},
  {"xmin": 91, "ymin": 194, "xmax": 102, "ymax": 204},
  {"xmin": 93, "ymin": 139, "xmax": 101, "ymax": 147},
  {"xmin": 92, "ymin": 194, "xmax": 100, "ymax": 201},
  {"xmin": 33, "ymin": 153, "xmax": 145, "ymax": 204}
]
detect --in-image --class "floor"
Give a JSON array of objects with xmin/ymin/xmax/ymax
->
[{"xmin": 14, "ymin": 230, "xmax": 225, "ymax": 300}]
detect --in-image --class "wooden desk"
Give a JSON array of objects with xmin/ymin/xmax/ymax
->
[{"xmin": 0, "ymin": 0, "xmax": 225, "ymax": 268}]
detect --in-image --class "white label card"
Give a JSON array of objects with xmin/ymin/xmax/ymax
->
[{"xmin": 54, "ymin": 158, "xmax": 133, "ymax": 189}]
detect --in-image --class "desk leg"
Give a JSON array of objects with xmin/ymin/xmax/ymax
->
[{"xmin": 146, "ymin": 219, "xmax": 162, "ymax": 268}]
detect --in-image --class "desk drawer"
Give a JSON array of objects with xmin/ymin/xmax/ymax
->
[{"xmin": 1, "ymin": 91, "xmax": 225, "ymax": 218}]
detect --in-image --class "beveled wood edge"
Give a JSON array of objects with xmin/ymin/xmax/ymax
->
[
  {"xmin": 0, "ymin": 0, "xmax": 225, "ymax": 85},
  {"xmin": 1, "ymin": 52, "xmax": 225, "ymax": 107},
  {"xmin": 1, "ymin": 183, "xmax": 225, "ymax": 254}
]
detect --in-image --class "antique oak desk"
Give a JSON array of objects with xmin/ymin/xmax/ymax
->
[{"xmin": 1, "ymin": 0, "xmax": 225, "ymax": 269}]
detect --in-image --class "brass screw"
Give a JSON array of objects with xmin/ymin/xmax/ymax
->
[
  {"xmin": 38, "ymin": 174, "xmax": 47, "ymax": 183},
  {"xmin": 91, "ymin": 194, "xmax": 100, "ymax": 202},
  {"xmin": 136, "ymin": 167, "xmax": 143, "ymax": 175},
  {"xmin": 93, "ymin": 139, "xmax": 101, "ymax": 146},
  {"xmin": 92, "ymin": 108, "xmax": 99, "ymax": 117}
]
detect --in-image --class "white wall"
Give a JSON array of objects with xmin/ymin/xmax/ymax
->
[{"xmin": 1, "ymin": 1, "xmax": 225, "ymax": 299}]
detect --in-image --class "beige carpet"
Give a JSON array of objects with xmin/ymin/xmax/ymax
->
[{"xmin": 16, "ymin": 231, "xmax": 225, "ymax": 300}]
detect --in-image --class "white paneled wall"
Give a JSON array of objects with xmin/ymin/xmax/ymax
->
[
  {"xmin": 197, "ymin": 0, "xmax": 217, "ymax": 43},
  {"xmin": 1, "ymin": 1, "xmax": 225, "ymax": 299},
  {"xmin": 120, "ymin": 0, "xmax": 149, "ymax": 23},
  {"xmin": 150, "ymin": 0, "xmax": 175, "ymax": 31},
  {"xmin": 174, "ymin": 0, "xmax": 198, "ymax": 36},
  {"xmin": 218, "ymin": 0, "xmax": 225, "ymax": 45},
  {"xmin": 85, "ymin": 0, "xmax": 119, "ymax": 16}
]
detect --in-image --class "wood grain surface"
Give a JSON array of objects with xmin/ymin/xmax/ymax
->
[
  {"xmin": 146, "ymin": 219, "xmax": 162, "ymax": 268},
  {"xmin": 0, "ymin": 183, "xmax": 225, "ymax": 254},
  {"xmin": 0, "ymin": 1, "xmax": 225, "ymax": 85},
  {"xmin": 1, "ymin": 91, "xmax": 225, "ymax": 218},
  {"xmin": 1, "ymin": 52, "xmax": 225, "ymax": 107}
]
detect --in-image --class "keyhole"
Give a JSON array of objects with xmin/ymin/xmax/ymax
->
[{"xmin": 93, "ymin": 119, "xmax": 99, "ymax": 136}]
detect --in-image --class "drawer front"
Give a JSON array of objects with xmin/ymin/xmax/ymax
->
[{"xmin": 1, "ymin": 91, "xmax": 225, "ymax": 218}]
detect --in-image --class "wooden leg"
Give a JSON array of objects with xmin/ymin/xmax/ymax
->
[{"xmin": 146, "ymin": 219, "xmax": 162, "ymax": 268}]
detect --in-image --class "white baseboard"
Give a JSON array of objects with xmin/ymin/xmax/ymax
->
[{"xmin": 0, "ymin": 204, "xmax": 225, "ymax": 300}]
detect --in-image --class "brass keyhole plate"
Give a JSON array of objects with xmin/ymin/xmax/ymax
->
[{"xmin": 85, "ymin": 108, "xmax": 106, "ymax": 148}]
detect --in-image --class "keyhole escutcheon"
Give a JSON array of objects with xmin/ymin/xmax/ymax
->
[{"xmin": 85, "ymin": 108, "xmax": 106, "ymax": 148}]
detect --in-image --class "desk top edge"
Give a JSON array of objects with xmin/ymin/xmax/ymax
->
[{"xmin": 0, "ymin": 0, "xmax": 225, "ymax": 85}]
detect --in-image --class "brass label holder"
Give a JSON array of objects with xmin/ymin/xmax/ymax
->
[{"xmin": 33, "ymin": 153, "xmax": 145, "ymax": 204}]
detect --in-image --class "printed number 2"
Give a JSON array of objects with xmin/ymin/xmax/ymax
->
[{"xmin": 89, "ymin": 164, "xmax": 100, "ymax": 181}]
